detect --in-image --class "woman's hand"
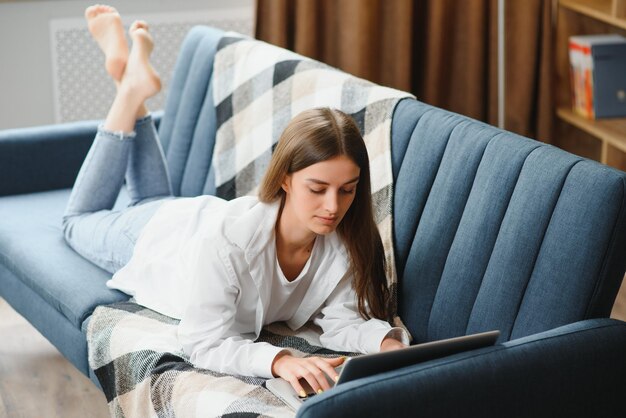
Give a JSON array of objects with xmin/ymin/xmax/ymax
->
[
  {"xmin": 380, "ymin": 336, "xmax": 408, "ymax": 352},
  {"xmin": 271, "ymin": 352, "xmax": 346, "ymax": 397}
]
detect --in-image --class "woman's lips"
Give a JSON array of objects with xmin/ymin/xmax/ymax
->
[{"xmin": 316, "ymin": 216, "xmax": 337, "ymax": 225}]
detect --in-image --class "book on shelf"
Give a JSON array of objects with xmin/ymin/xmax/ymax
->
[{"xmin": 568, "ymin": 34, "xmax": 626, "ymax": 119}]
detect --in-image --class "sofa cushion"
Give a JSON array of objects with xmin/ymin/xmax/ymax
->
[{"xmin": 0, "ymin": 189, "xmax": 129, "ymax": 328}]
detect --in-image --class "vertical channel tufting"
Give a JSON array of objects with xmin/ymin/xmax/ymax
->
[
  {"xmin": 178, "ymin": 78, "xmax": 217, "ymax": 197},
  {"xmin": 419, "ymin": 124, "xmax": 497, "ymax": 342},
  {"xmin": 426, "ymin": 132, "xmax": 540, "ymax": 342},
  {"xmin": 395, "ymin": 110, "xmax": 461, "ymax": 342},
  {"xmin": 510, "ymin": 160, "xmax": 625, "ymax": 339},
  {"xmin": 159, "ymin": 27, "xmax": 216, "ymax": 158},
  {"xmin": 158, "ymin": 27, "xmax": 223, "ymax": 197},
  {"xmin": 507, "ymin": 158, "xmax": 582, "ymax": 339},
  {"xmin": 165, "ymin": 36, "xmax": 217, "ymax": 196},
  {"xmin": 508, "ymin": 158, "xmax": 581, "ymax": 340},
  {"xmin": 391, "ymin": 101, "xmax": 435, "ymax": 277},
  {"xmin": 393, "ymin": 110, "xmax": 459, "ymax": 278},
  {"xmin": 397, "ymin": 113, "xmax": 493, "ymax": 343},
  {"xmin": 390, "ymin": 99, "xmax": 428, "ymax": 183},
  {"xmin": 466, "ymin": 147, "xmax": 581, "ymax": 341}
]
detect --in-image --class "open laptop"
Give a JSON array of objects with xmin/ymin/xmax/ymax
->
[{"xmin": 266, "ymin": 329, "xmax": 500, "ymax": 411}]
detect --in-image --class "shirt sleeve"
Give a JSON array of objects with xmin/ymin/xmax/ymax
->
[
  {"xmin": 313, "ymin": 272, "xmax": 410, "ymax": 354},
  {"xmin": 177, "ymin": 238, "xmax": 288, "ymax": 379}
]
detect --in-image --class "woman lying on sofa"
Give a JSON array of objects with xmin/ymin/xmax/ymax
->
[{"xmin": 63, "ymin": 4, "xmax": 410, "ymax": 398}]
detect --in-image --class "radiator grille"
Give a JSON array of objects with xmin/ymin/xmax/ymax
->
[{"xmin": 50, "ymin": 8, "xmax": 253, "ymax": 123}]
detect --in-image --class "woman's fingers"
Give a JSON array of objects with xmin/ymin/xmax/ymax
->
[
  {"xmin": 279, "ymin": 356, "xmax": 348, "ymax": 397},
  {"xmin": 324, "ymin": 356, "xmax": 346, "ymax": 367},
  {"xmin": 301, "ymin": 356, "xmax": 346, "ymax": 393},
  {"xmin": 285, "ymin": 364, "xmax": 323, "ymax": 397},
  {"xmin": 318, "ymin": 357, "xmax": 343, "ymax": 383},
  {"xmin": 301, "ymin": 362, "xmax": 333, "ymax": 392},
  {"xmin": 286, "ymin": 374, "xmax": 307, "ymax": 398}
]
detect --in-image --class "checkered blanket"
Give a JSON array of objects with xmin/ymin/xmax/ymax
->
[
  {"xmin": 86, "ymin": 301, "xmax": 355, "ymax": 417},
  {"xmin": 212, "ymin": 32, "xmax": 414, "ymax": 320}
]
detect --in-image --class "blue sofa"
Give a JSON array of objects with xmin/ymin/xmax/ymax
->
[{"xmin": 1, "ymin": 25, "xmax": 626, "ymax": 417}]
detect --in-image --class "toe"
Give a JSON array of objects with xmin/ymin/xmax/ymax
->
[
  {"xmin": 101, "ymin": 5, "xmax": 117, "ymax": 14},
  {"xmin": 85, "ymin": 5, "xmax": 98, "ymax": 19},
  {"xmin": 136, "ymin": 20, "xmax": 149, "ymax": 30},
  {"xmin": 85, "ymin": 4, "xmax": 117, "ymax": 19},
  {"xmin": 129, "ymin": 20, "xmax": 149, "ymax": 34}
]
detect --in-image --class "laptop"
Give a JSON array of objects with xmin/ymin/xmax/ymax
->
[{"xmin": 266, "ymin": 329, "xmax": 500, "ymax": 411}]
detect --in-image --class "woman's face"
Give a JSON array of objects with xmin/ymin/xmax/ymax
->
[{"xmin": 282, "ymin": 155, "xmax": 360, "ymax": 235}]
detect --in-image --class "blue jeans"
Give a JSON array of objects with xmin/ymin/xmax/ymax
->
[{"xmin": 63, "ymin": 114, "xmax": 175, "ymax": 274}]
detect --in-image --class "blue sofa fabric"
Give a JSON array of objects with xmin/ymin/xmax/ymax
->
[
  {"xmin": 0, "ymin": 189, "xmax": 128, "ymax": 329},
  {"xmin": 0, "ymin": 262, "xmax": 92, "ymax": 374},
  {"xmin": 158, "ymin": 26, "xmax": 221, "ymax": 198},
  {"xmin": 0, "ymin": 25, "xmax": 625, "ymax": 417},
  {"xmin": 0, "ymin": 120, "xmax": 99, "ymax": 196},
  {"xmin": 298, "ymin": 318, "xmax": 626, "ymax": 418},
  {"xmin": 392, "ymin": 99, "xmax": 626, "ymax": 344}
]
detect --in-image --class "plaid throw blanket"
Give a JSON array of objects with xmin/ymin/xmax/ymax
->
[
  {"xmin": 87, "ymin": 301, "xmax": 355, "ymax": 417},
  {"xmin": 212, "ymin": 32, "xmax": 414, "ymax": 321}
]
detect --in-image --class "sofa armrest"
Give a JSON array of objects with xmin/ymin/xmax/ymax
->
[
  {"xmin": 297, "ymin": 318, "xmax": 626, "ymax": 418},
  {"xmin": 0, "ymin": 120, "xmax": 100, "ymax": 196},
  {"xmin": 0, "ymin": 111, "xmax": 163, "ymax": 197}
]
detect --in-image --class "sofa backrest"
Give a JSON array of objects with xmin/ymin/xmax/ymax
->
[
  {"xmin": 158, "ymin": 26, "xmax": 222, "ymax": 198},
  {"xmin": 391, "ymin": 100, "xmax": 626, "ymax": 343},
  {"xmin": 158, "ymin": 26, "xmax": 626, "ymax": 344}
]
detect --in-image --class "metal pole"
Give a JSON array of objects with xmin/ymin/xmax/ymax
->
[{"xmin": 498, "ymin": 0, "xmax": 505, "ymax": 129}]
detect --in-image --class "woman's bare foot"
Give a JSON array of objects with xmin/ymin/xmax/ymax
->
[
  {"xmin": 85, "ymin": 4, "xmax": 128, "ymax": 81},
  {"xmin": 118, "ymin": 20, "xmax": 161, "ymax": 103},
  {"xmin": 103, "ymin": 20, "xmax": 160, "ymax": 132}
]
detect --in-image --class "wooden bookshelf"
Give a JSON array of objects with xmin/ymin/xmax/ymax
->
[
  {"xmin": 560, "ymin": 0, "xmax": 626, "ymax": 29},
  {"xmin": 557, "ymin": 107, "xmax": 626, "ymax": 157},
  {"xmin": 555, "ymin": 0, "xmax": 626, "ymax": 172}
]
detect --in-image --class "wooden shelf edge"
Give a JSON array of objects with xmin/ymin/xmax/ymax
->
[
  {"xmin": 559, "ymin": 0, "xmax": 626, "ymax": 30},
  {"xmin": 556, "ymin": 107, "xmax": 626, "ymax": 154}
]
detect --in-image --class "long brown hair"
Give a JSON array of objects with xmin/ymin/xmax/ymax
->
[{"xmin": 258, "ymin": 107, "xmax": 391, "ymax": 322}]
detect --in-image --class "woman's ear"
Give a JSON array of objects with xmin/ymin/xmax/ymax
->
[{"xmin": 281, "ymin": 174, "xmax": 291, "ymax": 193}]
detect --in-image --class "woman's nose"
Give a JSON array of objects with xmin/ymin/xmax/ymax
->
[{"xmin": 324, "ymin": 192, "xmax": 339, "ymax": 214}]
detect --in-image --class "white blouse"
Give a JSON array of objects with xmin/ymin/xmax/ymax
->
[
  {"xmin": 107, "ymin": 195, "xmax": 409, "ymax": 378},
  {"xmin": 264, "ymin": 234, "xmax": 320, "ymax": 323}
]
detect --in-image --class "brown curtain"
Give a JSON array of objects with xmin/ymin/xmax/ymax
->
[{"xmin": 255, "ymin": 0, "xmax": 553, "ymax": 143}]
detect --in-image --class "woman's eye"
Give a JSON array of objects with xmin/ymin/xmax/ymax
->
[{"xmin": 308, "ymin": 188, "xmax": 354, "ymax": 194}]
